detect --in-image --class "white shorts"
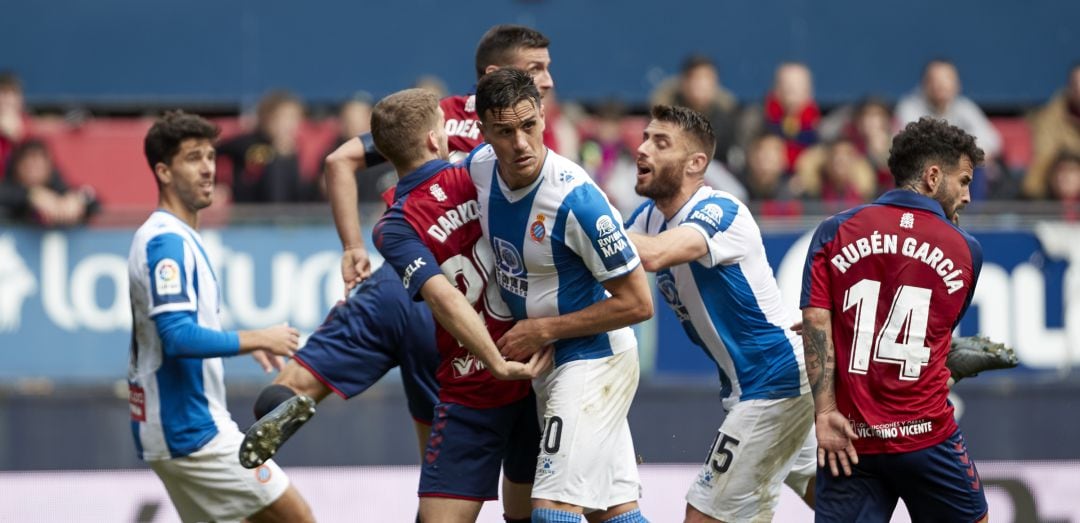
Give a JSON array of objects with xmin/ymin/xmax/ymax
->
[
  {"xmin": 686, "ymin": 392, "xmax": 814, "ymax": 522},
  {"xmin": 148, "ymin": 428, "xmax": 290, "ymax": 523},
  {"xmin": 531, "ymin": 349, "xmax": 641, "ymax": 512},
  {"xmin": 784, "ymin": 422, "xmax": 818, "ymax": 497}
]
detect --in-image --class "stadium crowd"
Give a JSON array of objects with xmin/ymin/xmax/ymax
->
[{"xmin": 2, "ymin": 58, "xmax": 1080, "ymax": 226}]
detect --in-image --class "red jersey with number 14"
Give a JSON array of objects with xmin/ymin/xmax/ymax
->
[
  {"xmin": 801, "ymin": 190, "xmax": 983, "ymax": 454},
  {"xmin": 374, "ymin": 159, "xmax": 528, "ymax": 409}
]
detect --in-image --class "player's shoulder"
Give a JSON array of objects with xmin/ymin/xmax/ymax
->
[
  {"xmin": 132, "ymin": 212, "xmax": 188, "ymax": 250},
  {"xmin": 542, "ymin": 151, "xmax": 598, "ymax": 200}
]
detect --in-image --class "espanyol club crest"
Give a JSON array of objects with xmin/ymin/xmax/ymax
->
[{"xmin": 530, "ymin": 214, "xmax": 547, "ymax": 242}]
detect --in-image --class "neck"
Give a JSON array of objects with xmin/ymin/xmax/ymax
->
[
  {"xmin": 394, "ymin": 155, "xmax": 439, "ymax": 180},
  {"xmin": 656, "ymin": 177, "xmax": 706, "ymax": 220},
  {"xmin": 158, "ymin": 196, "xmax": 199, "ymax": 229}
]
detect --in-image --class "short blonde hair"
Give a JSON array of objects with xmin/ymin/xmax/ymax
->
[{"xmin": 371, "ymin": 88, "xmax": 441, "ymax": 167}]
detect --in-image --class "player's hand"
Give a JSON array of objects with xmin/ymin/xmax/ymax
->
[
  {"xmin": 816, "ymin": 410, "xmax": 859, "ymax": 477},
  {"xmin": 250, "ymin": 350, "xmax": 287, "ymax": 373},
  {"xmin": 255, "ymin": 323, "xmax": 300, "ymax": 358},
  {"xmin": 489, "ymin": 345, "xmax": 554, "ymax": 380},
  {"xmin": 341, "ymin": 246, "xmax": 372, "ymax": 296},
  {"xmin": 789, "ymin": 321, "xmax": 803, "ymax": 335},
  {"xmin": 496, "ymin": 319, "xmax": 551, "ymax": 361}
]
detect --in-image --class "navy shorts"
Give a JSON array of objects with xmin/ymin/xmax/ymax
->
[
  {"xmin": 293, "ymin": 264, "xmax": 440, "ymax": 424},
  {"xmin": 419, "ymin": 391, "xmax": 540, "ymax": 500},
  {"xmin": 815, "ymin": 429, "xmax": 988, "ymax": 522}
]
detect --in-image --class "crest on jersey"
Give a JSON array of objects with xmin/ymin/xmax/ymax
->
[
  {"xmin": 595, "ymin": 215, "xmax": 617, "ymax": 236},
  {"xmin": 154, "ymin": 259, "xmax": 182, "ymax": 296},
  {"xmin": 900, "ymin": 212, "xmax": 915, "ymax": 229},
  {"xmin": 657, "ymin": 272, "xmax": 691, "ymax": 322},
  {"xmin": 530, "ymin": 214, "xmax": 547, "ymax": 242},
  {"xmin": 429, "ymin": 184, "xmax": 448, "ymax": 202},
  {"xmin": 493, "ymin": 237, "xmax": 528, "ymax": 297}
]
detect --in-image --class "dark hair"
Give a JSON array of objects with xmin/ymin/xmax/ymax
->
[
  {"xmin": 680, "ymin": 54, "xmax": 716, "ymax": 76},
  {"xmin": 143, "ymin": 110, "xmax": 220, "ymax": 172},
  {"xmin": 887, "ymin": 117, "xmax": 984, "ymax": 188},
  {"xmin": 0, "ymin": 71, "xmax": 20, "ymax": 92},
  {"xmin": 4, "ymin": 139, "xmax": 50, "ymax": 181},
  {"xmin": 650, "ymin": 104, "xmax": 717, "ymax": 158},
  {"xmin": 474, "ymin": 25, "xmax": 550, "ymax": 79},
  {"xmin": 475, "ymin": 68, "xmax": 541, "ymax": 124},
  {"xmin": 370, "ymin": 88, "xmax": 441, "ymax": 167},
  {"xmin": 255, "ymin": 90, "xmax": 301, "ymax": 127}
]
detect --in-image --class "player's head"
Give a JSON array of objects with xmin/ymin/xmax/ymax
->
[
  {"xmin": 144, "ymin": 110, "xmax": 220, "ymax": 210},
  {"xmin": 889, "ymin": 117, "xmax": 984, "ymax": 221},
  {"xmin": 635, "ymin": 105, "xmax": 715, "ymax": 202},
  {"xmin": 476, "ymin": 68, "xmax": 546, "ymax": 186},
  {"xmin": 370, "ymin": 88, "xmax": 448, "ymax": 172},
  {"xmin": 475, "ymin": 25, "xmax": 553, "ymax": 99}
]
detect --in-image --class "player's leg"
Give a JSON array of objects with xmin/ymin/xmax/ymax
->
[
  {"xmin": 889, "ymin": 429, "xmax": 988, "ymax": 522},
  {"xmin": 247, "ymin": 484, "xmax": 315, "ymax": 523},
  {"xmin": 501, "ymin": 389, "xmax": 542, "ymax": 522},
  {"xmin": 783, "ymin": 423, "xmax": 819, "ymax": 509},
  {"xmin": 532, "ymin": 350, "xmax": 645, "ymax": 522},
  {"xmin": 418, "ymin": 402, "xmax": 516, "ymax": 523},
  {"xmin": 685, "ymin": 393, "xmax": 814, "ymax": 522},
  {"xmin": 947, "ymin": 335, "xmax": 1019, "ymax": 382},
  {"xmin": 396, "ymin": 305, "xmax": 440, "ymax": 459}
]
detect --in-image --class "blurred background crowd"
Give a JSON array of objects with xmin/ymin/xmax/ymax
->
[{"xmin": 2, "ymin": 56, "xmax": 1079, "ymax": 226}]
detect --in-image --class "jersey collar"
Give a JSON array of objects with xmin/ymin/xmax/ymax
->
[
  {"xmin": 395, "ymin": 159, "xmax": 452, "ymax": 198},
  {"xmin": 873, "ymin": 189, "xmax": 947, "ymax": 220}
]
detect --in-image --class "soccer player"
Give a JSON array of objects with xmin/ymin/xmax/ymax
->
[
  {"xmin": 370, "ymin": 87, "xmax": 552, "ymax": 523},
  {"xmin": 242, "ymin": 24, "xmax": 559, "ymax": 472},
  {"xmin": 801, "ymin": 117, "xmax": 989, "ymax": 522},
  {"xmin": 127, "ymin": 111, "xmax": 314, "ymax": 523},
  {"xmin": 471, "ymin": 68, "xmax": 653, "ymax": 523},
  {"xmin": 624, "ymin": 105, "xmax": 816, "ymax": 522}
]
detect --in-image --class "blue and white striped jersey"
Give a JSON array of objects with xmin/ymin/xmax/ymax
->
[
  {"xmin": 626, "ymin": 187, "xmax": 809, "ymax": 408},
  {"xmin": 466, "ymin": 145, "xmax": 640, "ymax": 366},
  {"xmin": 127, "ymin": 211, "xmax": 236, "ymax": 460}
]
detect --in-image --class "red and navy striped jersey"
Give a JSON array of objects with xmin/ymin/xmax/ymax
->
[
  {"xmin": 374, "ymin": 159, "xmax": 528, "ymax": 409},
  {"xmin": 802, "ymin": 189, "xmax": 983, "ymax": 454}
]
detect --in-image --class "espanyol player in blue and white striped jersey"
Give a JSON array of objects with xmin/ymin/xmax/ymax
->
[
  {"xmin": 467, "ymin": 69, "xmax": 654, "ymax": 523},
  {"xmin": 128, "ymin": 111, "xmax": 312, "ymax": 523},
  {"xmin": 625, "ymin": 105, "xmax": 816, "ymax": 523}
]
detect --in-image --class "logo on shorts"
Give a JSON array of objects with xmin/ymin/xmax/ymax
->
[
  {"xmin": 154, "ymin": 258, "xmax": 182, "ymax": 296},
  {"xmin": 696, "ymin": 468, "xmax": 715, "ymax": 488},
  {"xmin": 255, "ymin": 464, "xmax": 272, "ymax": 483},
  {"xmin": 538, "ymin": 456, "xmax": 555, "ymax": 476},
  {"xmin": 128, "ymin": 383, "xmax": 146, "ymax": 422},
  {"xmin": 529, "ymin": 214, "xmax": 546, "ymax": 243}
]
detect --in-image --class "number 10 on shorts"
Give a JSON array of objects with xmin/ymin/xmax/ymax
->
[{"xmin": 704, "ymin": 432, "xmax": 740, "ymax": 474}]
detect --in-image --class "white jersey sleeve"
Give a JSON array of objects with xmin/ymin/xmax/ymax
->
[
  {"xmin": 144, "ymin": 232, "xmax": 198, "ymax": 317},
  {"xmin": 560, "ymin": 183, "xmax": 640, "ymax": 282},
  {"xmin": 679, "ymin": 194, "xmax": 751, "ymax": 268}
]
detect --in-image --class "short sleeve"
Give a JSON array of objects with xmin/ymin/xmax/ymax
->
[
  {"xmin": 623, "ymin": 200, "xmax": 653, "ymax": 233},
  {"xmin": 561, "ymin": 183, "xmax": 640, "ymax": 282},
  {"xmin": 145, "ymin": 233, "xmax": 197, "ymax": 317},
  {"xmin": 373, "ymin": 213, "xmax": 443, "ymax": 301},
  {"xmin": 678, "ymin": 196, "xmax": 744, "ymax": 268},
  {"xmin": 800, "ymin": 216, "xmax": 841, "ymax": 310}
]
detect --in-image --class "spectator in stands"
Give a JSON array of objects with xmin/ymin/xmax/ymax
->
[
  {"xmin": 741, "ymin": 134, "xmax": 795, "ymax": 201},
  {"xmin": 0, "ymin": 71, "xmax": 30, "ymax": 171},
  {"xmin": 320, "ymin": 95, "xmax": 395, "ymax": 204},
  {"xmin": 217, "ymin": 90, "xmax": 314, "ymax": 203},
  {"xmin": 0, "ymin": 139, "xmax": 98, "ymax": 225},
  {"xmin": 896, "ymin": 60, "xmax": 1002, "ymax": 159},
  {"xmin": 849, "ymin": 98, "xmax": 895, "ymax": 192},
  {"xmin": 1025, "ymin": 64, "xmax": 1080, "ymax": 199},
  {"xmin": 763, "ymin": 62, "xmax": 820, "ymax": 169},
  {"xmin": 650, "ymin": 54, "xmax": 740, "ymax": 166},
  {"xmin": 414, "ymin": 74, "xmax": 449, "ymax": 98},
  {"xmin": 1048, "ymin": 152, "xmax": 1080, "ymax": 201},
  {"xmin": 795, "ymin": 137, "xmax": 876, "ymax": 207}
]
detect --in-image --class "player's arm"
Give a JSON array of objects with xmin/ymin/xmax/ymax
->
[
  {"xmin": 154, "ymin": 312, "xmax": 298, "ymax": 360},
  {"xmin": 374, "ymin": 216, "xmax": 552, "ymax": 380},
  {"xmin": 628, "ymin": 228, "xmax": 708, "ymax": 272},
  {"xmin": 498, "ymin": 265, "xmax": 653, "ymax": 360},
  {"xmin": 325, "ymin": 134, "xmax": 388, "ymax": 289}
]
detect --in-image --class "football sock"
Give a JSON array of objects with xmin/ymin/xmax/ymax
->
[
  {"xmin": 504, "ymin": 516, "xmax": 531, "ymax": 523},
  {"xmin": 602, "ymin": 509, "xmax": 648, "ymax": 523},
  {"xmin": 531, "ymin": 508, "xmax": 581, "ymax": 522},
  {"xmin": 253, "ymin": 384, "xmax": 296, "ymax": 418}
]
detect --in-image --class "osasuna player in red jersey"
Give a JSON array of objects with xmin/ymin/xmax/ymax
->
[
  {"xmin": 370, "ymin": 88, "xmax": 553, "ymax": 523},
  {"xmin": 326, "ymin": 24, "xmax": 556, "ymax": 287},
  {"xmin": 801, "ymin": 117, "xmax": 988, "ymax": 522}
]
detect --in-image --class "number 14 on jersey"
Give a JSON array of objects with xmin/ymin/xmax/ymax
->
[{"xmin": 844, "ymin": 279, "xmax": 932, "ymax": 380}]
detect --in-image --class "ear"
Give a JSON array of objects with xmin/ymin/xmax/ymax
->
[
  {"xmin": 154, "ymin": 162, "xmax": 171, "ymax": 186},
  {"xmin": 922, "ymin": 164, "xmax": 942, "ymax": 193},
  {"xmin": 426, "ymin": 130, "xmax": 439, "ymax": 154},
  {"xmin": 484, "ymin": 65, "xmax": 499, "ymax": 76},
  {"xmin": 687, "ymin": 151, "xmax": 710, "ymax": 176},
  {"xmin": 477, "ymin": 119, "xmax": 487, "ymax": 139}
]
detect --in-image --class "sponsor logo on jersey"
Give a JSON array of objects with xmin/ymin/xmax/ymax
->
[
  {"xmin": 402, "ymin": 257, "xmax": 426, "ymax": 289},
  {"xmin": 128, "ymin": 383, "xmax": 146, "ymax": 422},
  {"xmin": 493, "ymin": 238, "xmax": 528, "ymax": 297},
  {"xmin": 426, "ymin": 200, "xmax": 480, "ymax": 243},
  {"xmin": 450, "ymin": 353, "xmax": 486, "ymax": 378},
  {"xmin": 154, "ymin": 258, "xmax": 182, "ymax": 296},
  {"xmin": 690, "ymin": 203, "xmax": 724, "ymax": 230},
  {"xmin": 596, "ymin": 215, "xmax": 617, "ymax": 236},
  {"xmin": 595, "ymin": 215, "xmax": 630, "ymax": 260},
  {"xmin": 529, "ymin": 214, "xmax": 547, "ymax": 243}
]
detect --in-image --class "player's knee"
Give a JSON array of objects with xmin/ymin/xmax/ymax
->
[
  {"xmin": 253, "ymin": 384, "xmax": 296, "ymax": 419},
  {"xmin": 532, "ymin": 508, "xmax": 582, "ymax": 522}
]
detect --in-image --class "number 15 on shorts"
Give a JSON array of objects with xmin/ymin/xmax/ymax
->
[{"xmin": 704, "ymin": 432, "xmax": 740, "ymax": 474}]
